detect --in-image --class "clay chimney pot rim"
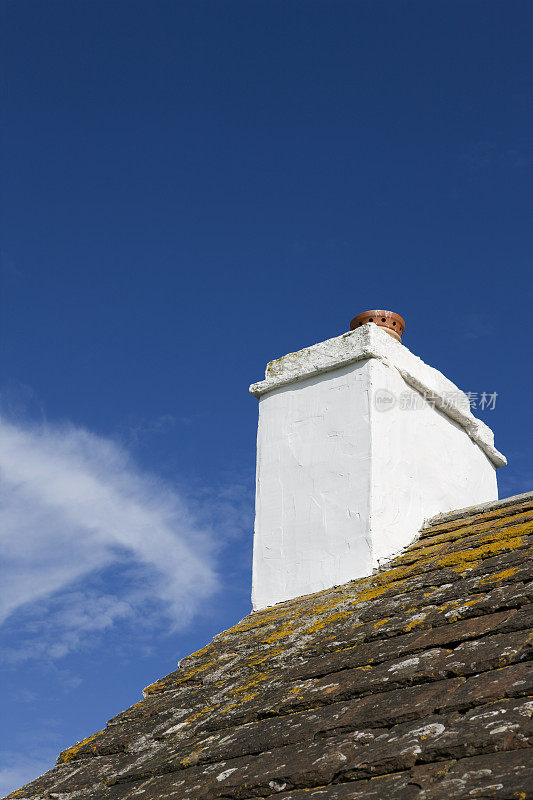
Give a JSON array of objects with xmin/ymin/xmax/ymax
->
[{"xmin": 350, "ymin": 309, "xmax": 405, "ymax": 342}]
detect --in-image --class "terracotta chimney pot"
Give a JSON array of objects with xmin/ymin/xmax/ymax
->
[{"xmin": 350, "ymin": 309, "xmax": 405, "ymax": 342}]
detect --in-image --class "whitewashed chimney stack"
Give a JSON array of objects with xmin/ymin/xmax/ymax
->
[{"xmin": 249, "ymin": 311, "xmax": 506, "ymax": 611}]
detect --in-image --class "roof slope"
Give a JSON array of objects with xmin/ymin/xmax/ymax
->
[{"xmin": 7, "ymin": 494, "xmax": 533, "ymax": 800}]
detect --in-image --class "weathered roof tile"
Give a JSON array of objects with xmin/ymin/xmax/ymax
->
[{"xmin": 6, "ymin": 495, "xmax": 533, "ymax": 799}]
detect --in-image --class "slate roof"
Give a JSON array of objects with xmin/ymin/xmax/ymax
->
[{"xmin": 7, "ymin": 492, "xmax": 533, "ymax": 800}]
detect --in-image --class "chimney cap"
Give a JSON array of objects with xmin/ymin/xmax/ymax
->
[{"xmin": 350, "ymin": 309, "xmax": 405, "ymax": 342}]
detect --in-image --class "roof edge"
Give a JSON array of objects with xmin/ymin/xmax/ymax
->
[{"xmin": 424, "ymin": 490, "xmax": 533, "ymax": 527}]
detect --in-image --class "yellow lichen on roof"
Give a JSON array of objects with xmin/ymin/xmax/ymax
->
[
  {"xmin": 59, "ymin": 730, "xmax": 105, "ymax": 763},
  {"xmin": 17, "ymin": 495, "xmax": 531, "ymax": 800}
]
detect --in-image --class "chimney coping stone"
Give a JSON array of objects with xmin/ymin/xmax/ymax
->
[{"xmin": 249, "ymin": 323, "xmax": 506, "ymax": 469}]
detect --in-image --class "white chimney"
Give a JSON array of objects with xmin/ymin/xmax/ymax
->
[{"xmin": 249, "ymin": 311, "xmax": 506, "ymax": 611}]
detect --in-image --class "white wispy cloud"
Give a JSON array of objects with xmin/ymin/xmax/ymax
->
[{"xmin": 0, "ymin": 416, "xmax": 220, "ymax": 662}]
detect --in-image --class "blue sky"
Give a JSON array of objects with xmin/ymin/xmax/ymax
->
[{"xmin": 1, "ymin": 0, "xmax": 532, "ymax": 793}]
